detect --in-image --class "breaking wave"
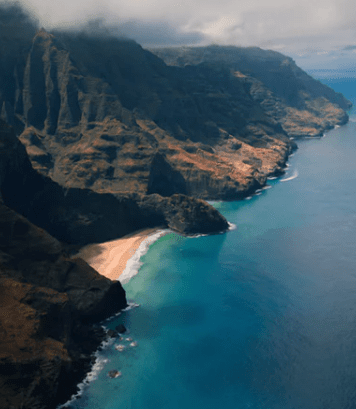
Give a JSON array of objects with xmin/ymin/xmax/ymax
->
[
  {"xmin": 280, "ymin": 170, "xmax": 299, "ymax": 182},
  {"xmin": 119, "ymin": 230, "xmax": 167, "ymax": 284},
  {"xmin": 56, "ymin": 339, "xmax": 114, "ymax": 408}
]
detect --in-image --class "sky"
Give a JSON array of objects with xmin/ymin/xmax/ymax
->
[{"xmin": 15, "ymin": 0, "xmax": 356, "ymax": 65}]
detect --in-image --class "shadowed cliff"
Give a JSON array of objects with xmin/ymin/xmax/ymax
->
[
  {"xmin": 0, "ymin": 200, "xmax": 127, "ymax": 409},
  {"xmin": 2, "ymin": 9, "xmax": 350, "ymax": 201},
  {"xmin": 0, "ymin": 116, "xmax": 227, "ymax": 408},
  {"xmin": 0, "ymin": 5, "xmax": 352, "ymax": 408},
  {"xmin": 151, "ymin": 45, "xmax": 351, "ymax": 137}
]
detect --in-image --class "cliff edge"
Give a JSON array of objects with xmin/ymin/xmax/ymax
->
[
  {"xmin": 0, "ymin": 115, "xmax": 228, "ymax": 408},
  {"xmin": 0, "ymin": 14, "xmax": 350, "ymax": 202},
  {"xmin": 0, "ymin": 4, "xmax": 352, "ymax": 409}
]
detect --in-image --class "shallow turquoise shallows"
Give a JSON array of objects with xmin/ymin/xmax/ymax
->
[{"xmin": 67, "ymin": 77, "xmax": 356, "ymax": 409}]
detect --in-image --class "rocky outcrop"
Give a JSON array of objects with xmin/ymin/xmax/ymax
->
[
  {"xmin": 0, "ymin": 25, "xmax": 285, "ymax": 201},
  {"xmin": 0, "ymin": 119, "xmax": 228, "ymax": 243},
  {"xmin": 151, "ymin": 45, "xmax": 351, "ymax": 138},
  {"xmin": 0, "ymin": 203, "xmax": 127, "ymax": 320},
  {"xmin": 11, "ymin": 35, "xmax": 348, "ymax": 199},
  {"xmin": 0, "ymin": 5, "xmax": 352, "ymax": 408},
  {"xmin": 0, "ymin": 200, "xmax": 128, "ymax": 409},
  {"xmin": 17, "ymin": 32, "xmax": 295, "ymax": 200},
  {"xmin": 0, "ymin": 115, "xmax": 227, "ymax": 408},
  {"xmin": 0, "ymin": 113, "xmax": 130, "ymax": 408},
  {"xmin": 0, "ymin": 8, "xmax": 351, "ymax": 203},
  {"xmin": 139, "ymin": 193, "xmax": 229, "ymax": 235},
  {"xmin": 0, "ymin": 116, "xmax": 228, "ymax": 408}
]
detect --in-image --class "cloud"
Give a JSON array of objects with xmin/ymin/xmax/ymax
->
[
  {"xmin": 74, "ymin": 18, "xmax": 206, "ymax": 47},
  {"xmin": 7, "ymin": 0, "xmax": 356, "ymax": 52},
  {"xmin": 0, "ymin": 1, "xmax": 38, "ymax": 38},
  {"xmin": 114, "ymin": 20, "xmax": 205, "ymax": 47}
]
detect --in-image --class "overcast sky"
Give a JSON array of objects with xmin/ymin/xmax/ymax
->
[{"xmin": 19, "ymin": 0, "xmax": 356, "ymax": 55}]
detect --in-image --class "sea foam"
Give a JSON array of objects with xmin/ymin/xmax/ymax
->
[
  {"xmin": 280, "ymin": 170, "xmax": 299, "ymax": 182},
  {"xmin": 56, "ymin": 339, "xmax": 114, "ymax": 408},
  {"xmin": 119, "ymin": 230, "xmax": 167, "ymax": 284},
  {"xmin": 122, "ymin": 302, "xmax": 140, "ymax": 311}
]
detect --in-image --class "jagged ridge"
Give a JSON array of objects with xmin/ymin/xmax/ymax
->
[
  {"xmin": 0, "ymin": 23, "xmax": 315, "ymax": 200},
  {"xmin": 0, "ymin": 5, "xmax": 352, "ymax": 409},
  {"xmin": 0, "ymin": 116, "xmax": 227, "ymax": 409}
]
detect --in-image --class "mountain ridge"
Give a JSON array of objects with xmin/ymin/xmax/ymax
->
[
  {"xmin": 0, "ymin": 4, "xmax": 352, "ymax": 408},
  {"xmin": 0, "ymin": 28, "xmax": 349, "ymax": 201}
]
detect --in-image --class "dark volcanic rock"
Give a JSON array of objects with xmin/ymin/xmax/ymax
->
[
  {"xmin": 0, "ymin": 119, "xmax": 228, "ymax": 244},
  {"xmin": 0, "ymin": 10, "xmax": 339, "ymax": 200},
  {"xmin": 0, "ymin": 114, "xmax": 228, "ymax": 409},
  {"xmin": 115, "ymin": 324, "xmax": 127, "ymax": 334},
  {"xmin": 0, "ymin": 6, "xmax": 352, "ymax": 408},
  {"xmin": 0, "ymin": 9, "xmax": 350, "ymax": 203},
  {"xmin": 147, "ymin": 152, "xmax": 187, "ymax": 196},
  {"xmin": 151, "ymin": 45, "xmax": 351, "ymax": 138},
  {"xmin": 141, "ymin": 193, "xmax": 229, "ymax": 234},
  {"xmin": 108, "ymin": 370, "xmax": 122, "ymax": 378},
  {"xmin": 0, "ymin": 119, "xmax": 130, "ymax": 407},
  {"xmin": 0, "ymin": 121, "xmax": 131, "ymax": 407},
  {"xmin": 107, "ymin": 329, "xmax": 119, "ymax": 338},
  {"xmin": 0, "ymin": 202, "xmax": 127, "ymax": 409}
]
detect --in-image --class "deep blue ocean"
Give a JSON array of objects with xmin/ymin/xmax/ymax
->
[{"xmin": 65, "ymin": 70, "xmax": 356, "ymax": 409}]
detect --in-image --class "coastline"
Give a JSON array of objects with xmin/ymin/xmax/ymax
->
[
  {"xmin": 71, "ymin": 120, "xmax": 356, "ymax": 409},
  {"xmin": 63, "ymin": 121, "xmax": 350, "ymax": 409},
  {"xmin": 75, "ymin": 228, "xmax": 167, "ymax": 282}
]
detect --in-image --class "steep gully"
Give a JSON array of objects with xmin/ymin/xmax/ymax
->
[
  {"xmin": 0, "ymin": 6, "xmax": 352, "ymax": 408},
  {"xmin": 0, "ymin": 118, "xmax": 228, "ymax": 408}
]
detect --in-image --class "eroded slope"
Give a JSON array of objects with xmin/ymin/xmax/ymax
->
[{"xmin": 0, "ymin": 27, "xmax": 305, "ymax": 200}]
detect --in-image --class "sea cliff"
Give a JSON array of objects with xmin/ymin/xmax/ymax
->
[
  {"xmin": 0, "ymin": 3, "xmax": 352, "ymax": 409},
  {"xmin": 0, "ymin": 15, "xmax": 350, "ymax": 202}
]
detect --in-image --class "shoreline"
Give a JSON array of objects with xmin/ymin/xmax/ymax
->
[
  {"xmin": 64, "ymin": 122, "xmax": 345, "ymax": 409},
  {"xmin": 75, "ymin": 228, "xmax": 167, "ymax": 282}
]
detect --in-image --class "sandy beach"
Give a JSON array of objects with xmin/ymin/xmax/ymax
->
[{"xmin": 75, "ymin": 228, "xmax": 162, "ymax": 281}]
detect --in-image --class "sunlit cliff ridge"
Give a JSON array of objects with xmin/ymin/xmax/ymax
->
[{"xmin": 0, "ymin": 4, "xmax": 351, "ymax": 408}]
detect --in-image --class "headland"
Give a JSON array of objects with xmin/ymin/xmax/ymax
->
[{"xmin": 0, "ymin": 4, "xmax": 352, "ymax": 409}]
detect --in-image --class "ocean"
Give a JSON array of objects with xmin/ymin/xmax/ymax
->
[{"xmin": 64, "ymin": 71, "xmax": 356, "ymax": 409}]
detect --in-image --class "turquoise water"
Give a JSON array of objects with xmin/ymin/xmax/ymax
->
[{"xmin": 67, "ymin": 79, "xmax": 356, "ymax": 409}]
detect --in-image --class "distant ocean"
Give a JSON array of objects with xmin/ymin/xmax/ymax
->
[{"xmin": 63, "ymin": 68, "xmax": 356, "ymax": 409}]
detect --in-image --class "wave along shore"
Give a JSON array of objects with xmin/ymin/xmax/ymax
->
[
  {"xmin": 59, "ymin": 229, "xmax": 167, "ymax": 407},
  {"xmin": 75, "ymin": 228, "xmax": 167, "ymax": 282}
]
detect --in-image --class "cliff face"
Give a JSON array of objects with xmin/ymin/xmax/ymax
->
[
  {"xmin": 0, "ymin": 99, "xmax": 228, "ymax": 408},
  {"xmin": 151, "ymin": 45, "xmax": 351, "ymax": 138},
  {"xmin": 0, "ymin": 115, "xmax": 228, "ymax": 409},
  {"xmin": 0, "ymin": 5, "xmax": 352, "ymax": 409},
  {"xmin": 2, "ymin": 19, "xmax": 350, "ymax": 201},
  {"xmin": 0, "ymin": 116, "xmax": 130, "ymax": 407},
  {"xmin": 0, "ymin": 115, "xmax": 228, "ymax": 242},
  {"xmin": 9, "ymin": 30, "xmax": 292, "ymax": 200},
  {"xmin": 0, "ymin": 202, "xmax": 127, "ymax": 409}
]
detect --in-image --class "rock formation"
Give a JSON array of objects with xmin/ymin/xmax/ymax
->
[
  {"xmin": 0, "ymin": 109, "xmax": 228, "ymax": 408},
  {"xmin": 0, "ymin": 202, "xmax": 127, "ymax": 409},
  {"xmin": 151, "ymin": 45, "xmax": 351, "ymax": 138},
  {"xmin": 0, "ymin": 119, "xmax": 129, "ymax": 408},
  {"xmin": 0, "ymin": 4, "xmax": 352, "ymax": 409},
  {"xmin": 0, "ymin": 11, "xmax": 350, "ymax": 202},
  {"xmin": 0, "ymin": 118, "xmax": 228, "ymax": 244}
]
